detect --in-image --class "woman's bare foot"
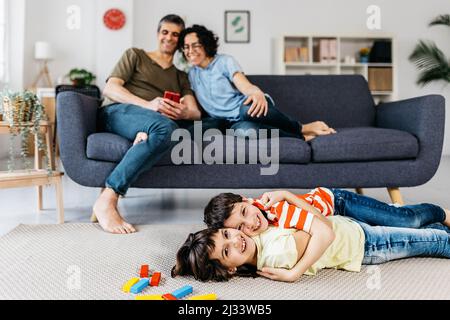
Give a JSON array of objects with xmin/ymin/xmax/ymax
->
[
  {"xmin": 443, "ymin": 209, "xmax": 450, "ymax": 227},
  {"xmin": 93, "ymin": 188, "xmax": 136, "ymax": 234},
  {"xmin": 133, "ymin": 132, "xmax": 148, "ymax": 146}
]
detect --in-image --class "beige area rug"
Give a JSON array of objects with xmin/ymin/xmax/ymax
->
[{"xmin": 0, "ymin": 223, "xmax": 449, "ymax": 300}]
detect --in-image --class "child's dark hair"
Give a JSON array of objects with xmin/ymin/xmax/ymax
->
[
  {"xmin": 204, "ymin": 193, "xmax": 243, "ymax": 229},
  {"xmin": 178, "ymin": 24, "xmax": 219, "ymax": 59},
  {"xmin": 171, "ymin": 228, "xmax": 257, "ymax": 282}
]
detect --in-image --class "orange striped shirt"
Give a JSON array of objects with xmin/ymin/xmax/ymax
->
[{"xmin": 250, "ymin": 187, "xmax": 335, "ymax": 233}]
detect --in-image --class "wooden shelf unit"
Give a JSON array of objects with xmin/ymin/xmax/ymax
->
[{"xmin": 277, "ymin": 34, "xmax": 397, "ymax": 103}]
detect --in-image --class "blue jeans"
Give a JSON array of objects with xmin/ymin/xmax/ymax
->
[
  {"xmin": 330, "ymin": 189, "xmax": 450, "ymax": 264},
  {"xmin": 231, "ymin": 95, "xmax": 304, "ymax": 139},
  {"xmin": 331, "ymin": 189, "xmax": 447, "ymax": 228},
  {"xmin": 98, "ymin": 103, "xmax": 178, "ymax": 195}
]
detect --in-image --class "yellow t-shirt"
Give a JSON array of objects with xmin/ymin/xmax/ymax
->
[{"xmin": 252, "ymin": 216, "xmax": 365, "ymax": 275}]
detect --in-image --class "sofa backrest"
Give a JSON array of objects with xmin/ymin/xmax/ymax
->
[{"xmin": 247, "ymin": 75, "xmax": 376, "ymax": 128}]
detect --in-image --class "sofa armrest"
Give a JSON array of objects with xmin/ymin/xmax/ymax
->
[
  {"xmin": 376, "ymin": 95, "xmax": 445, "ymax": 154},
  {"xmin": 56, "ymin": 91, "xmax": 100, "ymax": 164}
]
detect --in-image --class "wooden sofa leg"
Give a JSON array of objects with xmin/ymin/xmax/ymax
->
[
  {"xmin": 355, "ymin": 188, "xmax": 364, "ymax": 195},
  {"xmin": 387, "ymin": 187, "xmax": 404, "ymax": 205},
  {"xmin": 90, "ymin": 212, "xmax": 98, "ymax": 223}
]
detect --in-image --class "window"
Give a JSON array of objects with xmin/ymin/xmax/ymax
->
[{"xmin": 0, "ymin": 0, "xmax": 8, "ymax": 84}]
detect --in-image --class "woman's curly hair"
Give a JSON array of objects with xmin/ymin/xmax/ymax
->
[{"xmin": 178, "ymin": 24, "xmax": 219, "ymax": 59}]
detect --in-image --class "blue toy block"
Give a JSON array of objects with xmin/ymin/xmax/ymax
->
[
  {"xmin": 130, "ymin": 278, "xmax": 149, "ymax": 294},
  {"xmin": 171, "ymin": 285, "xmax": 193, "ymax": 299}
]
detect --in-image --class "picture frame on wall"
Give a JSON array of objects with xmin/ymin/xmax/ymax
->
[{"xmin": 224, "ymin": 11, "xmax": 250, "ymax": 43}]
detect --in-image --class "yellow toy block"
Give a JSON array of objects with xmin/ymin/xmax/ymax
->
[
  {"xmin": 188, "ymin": 293, "xmax": 217, "ymax": 300},
  {"xmin": 135, "ymin": 294, "xmax": 164, "ymax": 300},
  {"xmin": 122, "ymin": 277, "xmax": 140, "ymax": 293}
]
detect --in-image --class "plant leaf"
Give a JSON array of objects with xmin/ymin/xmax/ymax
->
[
  {"xmin": 429, "ymin": 14, "xmax": 450, "ymax": 27},
  {"xmin": 409, "ymin": 40, "xmax": 450, "ymax": 86}
]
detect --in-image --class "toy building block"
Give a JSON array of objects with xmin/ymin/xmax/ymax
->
[
  {"xmin": 150, "ymin": 272, "xmax": 161, "ymax": 286},
  {"xmin": 135, "ymin": 295, "xmax": 164, "ymax": 300},
  {"xmin": 162, "ymin": 293, "xmax": 177, "ymax": 300},
  {"xmin": 130, "ymin": 278, "xmax": 149, "ymax": 294},
  {"xmin": 188, "ymin": 293, "xmax": 217, "ymax": 300},
  {"xmin": 140, "ymin": 264, "xmax": 149, "ymax": 278},
  {"xmin": 122, "ymin": 277, "xmax": 140, "ymax": 293},
  {"xmin": 171, "ymin": 285, "xmax": 193, "ymax": 299}
]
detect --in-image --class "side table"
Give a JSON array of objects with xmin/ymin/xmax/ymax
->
[{"xmin": 0, "ymin": 120, "xmax": 65, "ymax": 223}]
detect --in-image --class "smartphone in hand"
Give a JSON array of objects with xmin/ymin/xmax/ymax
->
[{"xmin": 163, "ymin": 91, "xmax": 181, "ymax": 103}]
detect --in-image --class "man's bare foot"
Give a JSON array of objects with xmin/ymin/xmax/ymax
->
[
  {"xmin": 133, "ymin": 132, "xmax": 148, "ymax": 146},
  {"xmin": 93, "ymin": 188, "xmax": 136, "ymax": 234},
  {"xmin": 444, "ymin": 209, "xmax": 450, "ymax": 227}
]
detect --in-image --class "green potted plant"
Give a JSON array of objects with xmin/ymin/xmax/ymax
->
[
  {"xmin": 67, "ymin": 68, "xmax": 96, "ymax": 87},
  {"xmin": 1, "ymin": 90, "xmax": 50, "ymax": 172},
  {"xmin": 409, "ymin": 14, "xmax": 450, "ymax": 86}
]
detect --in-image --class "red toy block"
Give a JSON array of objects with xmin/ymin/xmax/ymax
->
[
  {"xmin": 140, "ymin": 265, "xmax": 149, "ymax": 278},
  {"xmin": 150, "ymin": 272, "xmax": 161, "ymax": 286},
  {"xmin": 162, "ymin": 293, "xmax": 177, "ymax": 300}
]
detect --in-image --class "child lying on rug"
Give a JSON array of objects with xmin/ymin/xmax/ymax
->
[{"xmin": 171, "ymin": 189, "xmax": 450, "ymax": 282}]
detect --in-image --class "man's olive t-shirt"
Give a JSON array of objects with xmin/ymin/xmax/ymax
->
[{"xmin": 102, "ymin": 47, "xmax": 193, "ymax": 107}]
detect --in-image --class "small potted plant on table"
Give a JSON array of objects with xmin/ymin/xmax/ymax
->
[{"xmin": 67, "ymin": 68, "xmax": 96, "ymax": 87}]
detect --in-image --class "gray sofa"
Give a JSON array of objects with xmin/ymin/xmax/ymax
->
[{"xmin": 56, "ymin": 75, "xmax": 445, "ymax": 202}]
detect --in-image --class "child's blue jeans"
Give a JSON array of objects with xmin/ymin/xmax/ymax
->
[{"xmin": 331, "ymin": 189, "xmax": 450, "ymax": 264}]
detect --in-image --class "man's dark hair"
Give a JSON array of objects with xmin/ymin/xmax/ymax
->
[
  {"xmin": 178, "ymin": 24, "xmax": 219, "ymax": 59},
  {"xmin": 204, "ymin": 193, "xmax": 243, "ymax": 229},
  {"xmin": 157, "ymin": 14, "xmax": 185, "ymax": 32},
  {"xmin": 171, "ymin": 228, "xmax": 257, "ymax": 282}
]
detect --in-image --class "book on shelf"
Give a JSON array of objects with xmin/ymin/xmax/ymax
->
[
  {"xmin": 285, "ymin": 46, "xmax": 309, "ymax": 62},
  {"xmin": 328, "ymin": 39, "xmax": 337, "ymax": 63},
  {"xmin": 319, "ymin": 39, "xmax": 329, "ymax": 63},
  {"xmin": 313, "ymin": 39, "xmax": 337, "ymax": 63}
]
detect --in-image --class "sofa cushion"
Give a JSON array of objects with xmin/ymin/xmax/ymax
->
[
  {"xmin": 86, "ymin": 133, "xmax": 131, "ymax": 162},
  {"xmin": 86, "ymin": 133, "xmax": 311, "ymax": 165},
  {"xmin": 248, "ymin": 75, "xmax": 376, "ymax": 128},
  {"xmin": 310, "ymin": 127, "xmax": 419, "ymax": 163}
]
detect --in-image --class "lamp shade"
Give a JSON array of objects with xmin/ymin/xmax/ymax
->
[{"xmin": 34, "ymin": 41, "xmax": 53, "ymax": 60}]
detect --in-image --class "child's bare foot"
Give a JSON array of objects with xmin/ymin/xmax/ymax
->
[
  {"xmin": 93, "ymin": 188, "xmax": 136, "ymax": 234},
  {"xmin": 133, "ymin": 132, "xmax": 148, "ymax": 146},
  {"xmin": 443, "ymin": 209, "xmax": 450, "ymax": 227}
]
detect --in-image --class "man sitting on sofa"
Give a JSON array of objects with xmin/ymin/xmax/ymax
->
[
  {"xmin": 93, "ymin": 14, "xmax": 202, "ymax": 234},
  {"xmin": 95, "ymin": 14, "xmax": 335, "ymax": 234}
]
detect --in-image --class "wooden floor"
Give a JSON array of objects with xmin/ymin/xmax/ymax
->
[{"xmin": 1, "ymin": 157, "xmax": 450, "ymax": 236}]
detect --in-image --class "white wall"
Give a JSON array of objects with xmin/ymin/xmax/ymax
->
[
  {"xmin": 3, "ymin": 0, "xmax": 450, "ymax": 156},
  {"xmin": 23, "ymin": 0, "xmax": 96, "ymax": 88},
  {"xmin": 134, "ymin": 0, "xmax": 450, "ymax": 155}
]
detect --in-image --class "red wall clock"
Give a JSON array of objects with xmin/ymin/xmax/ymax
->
[{"xmin": 103, "ymin": 8, "xmax": 126, "ymax": 30}]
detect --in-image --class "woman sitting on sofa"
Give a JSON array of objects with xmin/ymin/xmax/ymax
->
[{"xmin": 177, "ymin": 24, "xmax": 336, "ymax": 141}]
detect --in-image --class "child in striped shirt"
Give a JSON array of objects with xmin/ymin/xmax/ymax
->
[{"xmin": 204, "ymin": 187, "xmax": 335, "ymax": 237}]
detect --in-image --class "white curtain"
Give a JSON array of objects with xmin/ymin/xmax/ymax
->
[{"xmin": 0, "ymin": 0, "xmax": 9, "ymax": 86}]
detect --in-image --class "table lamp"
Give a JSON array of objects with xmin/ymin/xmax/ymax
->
[{"xmin": 31, "ymin": 41, "xmax": 54, "ymax": 88}]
